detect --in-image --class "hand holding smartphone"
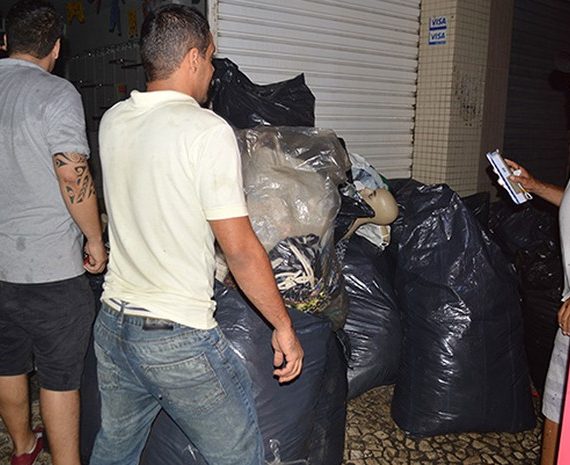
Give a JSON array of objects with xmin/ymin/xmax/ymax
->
[{"xmin": 486, "ymin": 149, "xmax": 532, "ymax": 205}]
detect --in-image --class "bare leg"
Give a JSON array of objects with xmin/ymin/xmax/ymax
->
[
  {"xmin": 0, "ymin": 374, "xmax": 37, "ymax": 455},
  {"xmin": 40, "ymin": 388, "xmax": 81, "ymax": 465},
  {"xmin": 541, "ymin": 417, "xmax": 560, "ymax": 465}
]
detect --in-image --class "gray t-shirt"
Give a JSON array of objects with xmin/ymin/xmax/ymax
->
[{"xmin": 0, "ymin": 58, "xmax": 90, "ymax": 283}]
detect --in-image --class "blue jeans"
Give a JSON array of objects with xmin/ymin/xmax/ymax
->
[{"xmin": 90, "ymin": 303, "xmax": 263, "ymax": 465}]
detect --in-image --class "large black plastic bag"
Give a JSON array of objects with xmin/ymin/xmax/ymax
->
[
  {"xmin": 307, "ymin": 335, "xmax": 347, "ymax": 465},
  {"xmin": 140, "ymin": 281, "xmax": 346, "ymax": 465},
  {"xmin": 140, "ymin": 417, "xmax": 200, "ymax": 465},
  {"xmin": 488, "ymin": 200, "xmax": 559, "ymax": 259},
  {"xmin": 488, "ymin": 201, "xmax": 562, "ymax": 392},
  {"xmin": 209, "ymin": 58, "xmax": 315, "ymax": 129},
  {"xmin": 342, "ymin": 235, "xmax": 402, "ymax": 399},
  {"xmin": 461, "ymin": 192, "xmax": 490, "ymax": 228},
  {"xmin": 517, "ymin": 242, "xmax": 563, "ymax": 393},
  {"xmin": 389, "ymin": 180, "xmax": 535, "ymax": 436}
]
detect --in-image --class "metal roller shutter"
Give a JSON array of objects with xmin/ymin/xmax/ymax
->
[{"xmin": 210, "ymin": 0, "xmax": 420, "ymax": 179}]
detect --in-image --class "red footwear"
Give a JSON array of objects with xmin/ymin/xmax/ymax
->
[{"xmin": 10, "ymin": 428, "xmax": 44, "ymax": 465}]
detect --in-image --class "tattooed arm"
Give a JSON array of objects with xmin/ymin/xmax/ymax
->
[{"xmin": 53, "ymin": 152, "xmax": 107, "ymax": 273}]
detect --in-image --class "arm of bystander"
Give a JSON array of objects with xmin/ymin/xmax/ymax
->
[
  {"xmin": 53, "ymin": 152, "xmax": 107, "ymax": 274},
  {"xmin": 505, "ymin": 158, "xmax": 564, "ymax": 207}
]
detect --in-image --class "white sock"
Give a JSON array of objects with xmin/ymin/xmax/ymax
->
[{"xmin": 24, "ymin": 431, "xmax": 40, "ymax": 454}]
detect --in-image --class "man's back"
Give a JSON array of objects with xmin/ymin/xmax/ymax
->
[
  {"xmin": 0, "ymin": 58, "xmax": 89, "ymax": 283},
  {"xmin": 99, "ymin": 89, "xmax": 248, "ymax": 329}
]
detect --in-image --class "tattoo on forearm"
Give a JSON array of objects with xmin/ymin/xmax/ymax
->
[{"xmin": 53, "ymin": 152, "xmax": 96, "ymax": 204}]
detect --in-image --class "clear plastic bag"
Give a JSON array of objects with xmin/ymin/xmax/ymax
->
[
  {"xmin": 237, "ymin": 126, "xmax": 350, "ymax": 329},
  {"xmin": 238, "ymin": 126, "xmax": 349, "ymax": 250}
]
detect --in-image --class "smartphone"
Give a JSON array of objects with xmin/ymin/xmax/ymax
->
[{"xmin": 486, "ymin": 149, "xmax": 532, "ymax": 205}]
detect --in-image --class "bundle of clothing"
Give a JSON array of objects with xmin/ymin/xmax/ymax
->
[{"xmin": 218, "ymin": 126, "xmax": 351, "ymax": 330}]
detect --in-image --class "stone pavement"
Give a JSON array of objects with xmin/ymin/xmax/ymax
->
[
  {"xmin": 0, "ymin": 383, "xmax": 542, "ymax": 465},
  {"xmin": 344, "ymin": 386, "xmax": 542, "ymax": 465}
]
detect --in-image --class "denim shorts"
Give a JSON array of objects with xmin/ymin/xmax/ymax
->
[
  {"xmin": 0, "ymin": 275, "xmax": 95, "ymax": 391},
  {"xmin": 90, "ymin": 303, "xmax": 264, "ymax": 465}
]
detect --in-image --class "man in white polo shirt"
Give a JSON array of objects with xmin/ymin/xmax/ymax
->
[{"xmin": 90, "ymin": 5, "xmax": 304, "ymax": 465}]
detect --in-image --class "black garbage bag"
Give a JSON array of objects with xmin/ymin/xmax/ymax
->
[
  {"xmin": 209, "ymin": 58, "xmax": 315, "ymax": 128},
  {"xmin": 520, "ymin": 288, "xmax": 561, "ymax": 393},
  {"xmin": 461, "ymin": 192, "xmax": 490, "ymax": 228},
  {"xmin": 307, "ymin": 334, "xmax": 347, "ymax": 465},
  {"xmin": 488, "ymin": 200, "xmax": 558, "ymax": 259},
  {"xmin": 389, "ymin": 180, "xmax": 535, "ymax": 436},
  {"xmin": 342, "ymin": 235, "xmax": 402, "ymax": 399},
  {"xmin": 140, "ymin": 281, "xmax": 346, "ymax": 465},
  {"xmin": 517, "ymin": 240, "xmax": 564, "ymax": 291},
  {"xmin": 517, "ymin": 241, "xmax": 563, "ymax": 392},
  {"xmin": 488, "ymin": 201, "xmax": 562, "ymax": 393},
  {"xmin": 140, "ymin": 415, "xmax": 201, "ymax": 465}
]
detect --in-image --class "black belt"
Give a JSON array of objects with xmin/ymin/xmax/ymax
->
[
  {"xmin": 142, "ymin": 318, "xmax": 175, "ymax": 331},
  {"xmin": 109, "ymin": 299, "xmax": 175, "ymax": 331}
]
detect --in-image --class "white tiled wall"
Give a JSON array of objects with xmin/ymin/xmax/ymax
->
[{"xmin": 413, "ymin": 0, "xmax": 513, "ymax": 196}]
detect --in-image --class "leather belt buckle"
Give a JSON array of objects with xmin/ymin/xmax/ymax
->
[{"xmin": 142, "ymin": 318, "xmax": 175, "ymax": 331}]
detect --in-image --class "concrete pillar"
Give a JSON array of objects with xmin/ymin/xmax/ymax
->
[{"xmin": 412, "ymin": 0, "xmax": 514, "ymax": 196}]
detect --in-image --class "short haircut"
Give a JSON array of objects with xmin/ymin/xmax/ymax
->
[
  {"xmin": 6, "ymin": 0, "xmax": 63, "ymax": 59},
  {"xmin": 140, "ymin": 4, "xmax": 210, "ymax": 82}
]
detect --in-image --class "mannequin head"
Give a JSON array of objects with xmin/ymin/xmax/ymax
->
[
  {"xmin": 359, "ymin": 188, "xmax": 399, "ymax": 225},
  {"xmin": 343, "ymin": 188, "xmax": 399, "ymax": 240}
]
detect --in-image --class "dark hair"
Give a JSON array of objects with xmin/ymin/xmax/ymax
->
[
  {"xmin": 140, "ymin": 4, "xmax": 210, "ymax": 82},
  {"xmin": 6, "ymin": 0, "xmax": 63, "ymax": 59}
]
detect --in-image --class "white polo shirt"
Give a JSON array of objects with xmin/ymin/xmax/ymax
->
[{"xmin": 99, "ymin": 90, "xmax": 248, "ymax": 329}]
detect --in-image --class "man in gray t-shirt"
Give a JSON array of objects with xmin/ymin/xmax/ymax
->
[{"xmin": 0, "ymin": 1, "xmax": 107, "ymax": 464}]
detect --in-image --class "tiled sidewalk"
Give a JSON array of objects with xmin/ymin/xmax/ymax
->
[
  {"xmin": 344, "ymin": 386, "xmax": 541, "ymax": 465},
  {"xmin": 1, "ymin": 384, "xmax": 542, "ymax": 465}
]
